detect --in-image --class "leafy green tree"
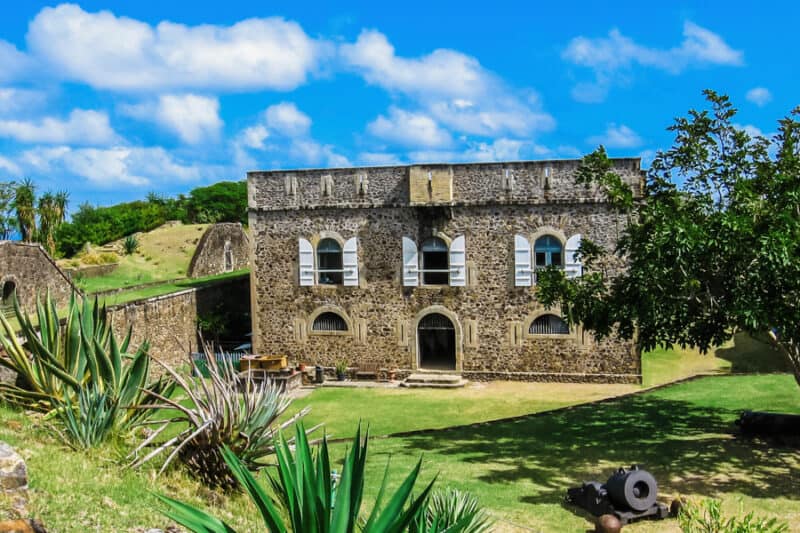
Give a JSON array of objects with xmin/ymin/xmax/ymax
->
[
  {"xmin": 0, "ymin": 181, "xmax": 17, "ymax": 240},
  {"xmin": 13, "ymin": 178, "xmax": 36, "ymax": 243},
  {"xmin": 536, "ymin": 91, "xmax": 800, "ymax": 387},
  {"xmin": 184, "ymin": 180, "xmax": 247, "ymax": 225}
]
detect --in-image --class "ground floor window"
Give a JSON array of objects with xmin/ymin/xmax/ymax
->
[
  {"xmin": 529, "ymin": 314, "xmax": 570, "ymax": 335},
  {"xmin": 312, "ymin": 312, "xmax": 348, "ymax": 332}
]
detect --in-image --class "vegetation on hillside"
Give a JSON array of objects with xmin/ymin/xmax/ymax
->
[{"xmin": 55, "ymin": 180, "xmax": 246, "ymax": 257}]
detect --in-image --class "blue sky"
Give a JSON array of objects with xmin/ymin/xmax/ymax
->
[{"xmin": 0, "ymin": 1, "xmax": 796, "ymax": 212}]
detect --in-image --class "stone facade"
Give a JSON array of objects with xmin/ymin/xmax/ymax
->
[
  {"xmin": 0, "ymin": 242, "xmax": 78, "ymax": 313},
  {"xmin": 107, "ymin": 275, "xmax": 250, "ymax": 369},
  {"xmin": 248, "ymin": 159, "xmax": 643, "ymax": 383},
  {"xmin": 187, "ymin": 223, "xmax": 249, "ymax": 278}
]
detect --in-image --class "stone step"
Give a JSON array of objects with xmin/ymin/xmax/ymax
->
[
  {"xmin": 400, "ymin": 373, "xmax": 468, "ymax": 388},
  {"xmin": 400, "ymin": 380, "xmax": 469, "ymax": 389}
]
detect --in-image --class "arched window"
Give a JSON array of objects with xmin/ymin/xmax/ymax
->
[
  {"xmin": 223, "ymin": 241, "xmax": 233, "ymax": 272},
  {"xmin": 534, "ymin": 235, "xmax": 563, "ymax": 268},
  {"xmin": 529, "ymin": 314, "xmax": 570, "ymax": 335},
  {"xmin": 317, "ymin": 238, "xmax": 343, "ymax": 285},
  {"xmin": 312, "ymin": 312, "xmax": 348, "ymax": 332},
  {"xmin": 420, "ymin": 237, "xmax": 449, "ymax": 285}
]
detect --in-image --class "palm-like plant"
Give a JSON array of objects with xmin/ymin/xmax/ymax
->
[
  {"xmin": 123, "ymin": 234, "xmax": 140, "ymax": 255},
  {"xmin": 0, "ymin": 292, "xmax": 172, "ymax": 434},
  {"xmin": 413, "ymin": 489, "xmax": 493, "ymax": 533},
  {"xmin": 13, "ymin": 178, "xmax": 35, "ymax": 243},
  {"xmin": 158, "ymin": 423, "xmax": 440, "ymax": 532},
  {"xmin": 129, "ymin": 349, "xmax": 311, "ymax": 488}
]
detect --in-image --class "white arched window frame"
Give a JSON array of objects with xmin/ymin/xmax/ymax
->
[
  {"xmin": 514, "ymin": 233, "xmax": 583, "ymax": 287},
  {"xmin": 402, "ymin": 235, "xmax": 467, "ymax": 287},
  {"xmin": 298, "ymin": 237, "xmax": 359, "ymax": 287}
]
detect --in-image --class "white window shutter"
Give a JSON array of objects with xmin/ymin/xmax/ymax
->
[
  {"xmin": 514, "ymin": 234, "xmax": 532, "ymax": 287},
  {"xmin": 343, "ymin": 237, "xmax": 359, "ymax": 286},
  {"xmin": 449, "ymin": 235, "xmax": 466, "ymax": 287},
  {"xmin": 298, "ymin": 238, "xmax": 315, "ymax": 286},
  {"xmin": 565, "ymin": 233, "xmax": 583, "ymax": 278},
  {"xmin": 402, "ymin": 237, "xmax": 419, "ymax": 287}
]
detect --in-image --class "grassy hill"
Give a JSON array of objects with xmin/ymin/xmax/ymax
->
[{"xmin": 61, "ymin": 222, "xmax": 211, "ymax": 293}]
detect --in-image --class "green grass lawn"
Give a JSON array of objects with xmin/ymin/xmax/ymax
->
[
  {"xmin": 2, "ymin": 372, "xmax": 798, "ymax": 532},
  {"xmin": 343, "ymin": 374, "xmax": 800, "ymax": 532}
]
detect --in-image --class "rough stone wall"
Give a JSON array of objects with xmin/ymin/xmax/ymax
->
[
  {"xmin": 248, "ymin": 158, "xmax": 644, "ymax": 383},
  {"xmin": 0, "ymin": 242, "xmax": 78, "ymax": 312},
  {"xmin": 107, "ymin": 275, "xmax": 250, "ymax": 369},
  {"xmin": 187, "ymin": 223, "xmax": 250, "ymax": 278}
]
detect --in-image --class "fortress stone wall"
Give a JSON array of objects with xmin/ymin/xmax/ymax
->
[
  {"xmin": 0, "ymin": 242, "xmax": 78, "ymax": 312},
  {"xmin": 187, "ymin": 223, "xmax": 249, "ymax": 278},
  {"xmin": 247, "ymin": 159, "xmax": 643, "ymax": 383}
]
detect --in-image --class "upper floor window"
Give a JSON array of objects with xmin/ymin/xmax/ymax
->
[
  {"xmin": 534, "ymin": 235, "xmax": 563, "ymax": 268},
  {"xmin": 298, "ymin": 236, "xmax": 359, "ymax": 287},
  {"xmin": 317, "ymin": 238, "xmax": 343, "ymax": 285},
  {"xmin": 514, "ymin": 233, "xmax": 582, "ymax": 287},
  {"xmin": 529, "ymin": 314, "xmax": 570, "ymax": 335},
  {"xmin": 420, "ymin": 237, "xmax": 449, "ymax": 285},
  {"xmin": 402, "ymin": 235, "xmax": 466, "ymax": 287}
]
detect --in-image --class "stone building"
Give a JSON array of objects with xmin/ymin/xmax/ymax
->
[
  {"xmin": 187, "ymin": 222, "xmax": 249, "ymax": 278},
  {"xmin": 248, "ymin": 158, "xmax": 644, "ymax": 383},
  {"xmin": 0, "ymin": 241, "xmax": 78, "ymax": 314}
]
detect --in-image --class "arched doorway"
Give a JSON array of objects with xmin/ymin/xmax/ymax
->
[
  {"xmin": 1, "ymin": 280, "xmax": 16, "ymax": 316},
  {"xmin": 417, "ymin": 313, "xmax": 456, "ymax": 370}
]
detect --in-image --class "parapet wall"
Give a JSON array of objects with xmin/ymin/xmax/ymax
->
[
  {"xmin": 108, "ymin": 275, "xmax": 250, "ymax": 369},
  {"xmin": 0, "ymin": 242, "xmax": 79, "ymax": 311},
  {"xmin": 248, "ymin": 159, "xmax": 643, "ymax": 212}
]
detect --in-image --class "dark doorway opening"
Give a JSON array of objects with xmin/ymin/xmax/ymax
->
[
  {"xmin": 418, "ymin": 313, "xmax": 456, "ymax": 370},
  {"xmin": 1, "ymin": 281, "xmax": 16, "ymax": 317}
]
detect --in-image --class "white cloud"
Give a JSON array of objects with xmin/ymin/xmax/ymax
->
[
  {"xmin": 0, "ymin": 40, "xmax": 30, "ymax": 83},
  {"xmin": 0, "ymin": 155, "xmax": 21, "ymax": 175},
  {"xmin": 367, "ymin": 108, "xmax": 452, "ymax": 148},
  {"xmin": 237, "ymin": 125, "xmax": 269, "ymax": 150},
  {"xmin": 25, "ymin": 4, "xmax": 327, "ymax": 92},
  {"xmin": 0, "ymin": 87, "xmax": 46, "ymax": 115},
  {"xmin": 746, "ymin": 87, "xmax": 772, "ymax": 107},
  {"xmin": 588, "ymin": 123, "xmax": 643, "ymax": 149},
  {"xmin": 0, "ymin": 109, "xmax": 117, "ymax": 144},
  {"xmin": 342, "ymin": 30, "xmax": 554, "ymax": 137},
  {"xmin": 234, "ymin": 102, "xmax": 348, "ymax": 169},
  {"xmin": 17, "ymin": 145, "xmax": 200, "ymax": 187},
  {"xmin": 564, "ymin": 22, "xmax": 743, "ymax": 102},
  {"xmin": 264, "ymin": 102, "xmax": 311, "ymax": 137},
  {"xmin": 122, "ymin": 94, "xmax": 223, "ymax": 144}
]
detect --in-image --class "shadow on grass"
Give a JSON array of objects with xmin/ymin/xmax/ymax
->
[
  {"xmin": 392, "ymin": 391, "xmax": 800, "ymax": 509},
  {"xmin": 714, "ymin": 332, "xmax": 791, "ymax": 373}
]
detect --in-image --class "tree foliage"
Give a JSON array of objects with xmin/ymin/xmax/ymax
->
[
  {"xmin": 56, "ymin": 180, "xmax": 247, "ymax": 256},
  {"xmin": 536, "ymin": 91, "xmax": 800, "ymax": 386}
]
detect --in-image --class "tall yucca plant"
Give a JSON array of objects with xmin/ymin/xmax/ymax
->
[
  {"xmin": 0, "ymin": 291, "xmax": 171, "ymax": 432},
  {"xmin": 158, "ymin": 423, "xmax": 440, "ymax": 533},
  {"xmin": 130, "ymin": 348, "xmax": 311, "ymax": 488}
]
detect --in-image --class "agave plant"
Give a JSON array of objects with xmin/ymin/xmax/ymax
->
[
  {"xmin": 0, "ymin": 292, "xmax": 171, "ymax": 433},
  {"xmin": 413, "ymin": 489, "xmax": 493, "ymax": 533},
  {"xmin": 122, "ymin": 234, "xmax": 139, "ymax": 255},
  {"xmin": 129, "ymin": 347, "xmax": 312, "ymax": 488},
  {"xmin": 49, "ymin": 385, "xmax": 118, "ymax": 450},
  {"xmin": 158, "ymin": 423, "xmax": 442, "ymax": 533}
]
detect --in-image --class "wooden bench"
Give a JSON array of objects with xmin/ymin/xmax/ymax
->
[{"xmin": 353, "ymin": 362, "xmax": 388, "ymax": 381}]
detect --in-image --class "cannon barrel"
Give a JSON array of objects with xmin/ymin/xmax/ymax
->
[{"xmin": 605, "ymin": 466, "xmax": 658, "ymax": 512}]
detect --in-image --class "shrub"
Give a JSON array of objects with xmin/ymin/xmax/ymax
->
[
  {"xmin": 414, "ymin": 488, "xmax": 493, "ymax": 533},
  {"xmin": 129, "ymin": 347, "xmax": 310, "ymax": 488},
  {"xmin": 0, "ymin": 293, "xmax": 173, "ymax": 447},
  {"xmin": 123, "ymin": 234, "xmax": 140, "ymax": 255},
  {"xmin": 157, "ymin": 423, "xmax": 445, "ymax": 532},
  {"xmin": 678, "ymin": 499, "xmax": 788, "ymax": 533}
]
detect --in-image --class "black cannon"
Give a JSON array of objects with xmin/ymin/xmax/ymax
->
[{"xmin": 566, "ymin": 465, "xmax": 669, "ymax": 525}]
